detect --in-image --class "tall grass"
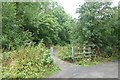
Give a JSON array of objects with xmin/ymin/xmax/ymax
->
[{"xmin": 2, "ymin": 43, "xmax": 59, "ymax": 78}]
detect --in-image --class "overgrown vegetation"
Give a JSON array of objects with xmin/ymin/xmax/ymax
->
[
  {"xmin": 55, "ymin": 45, "xmax": 73, "ymax": 62},
  {"xmin": 74, "ymin": 2, "xmax": 119, "ymax": 54},
  {"xmin": 1, "ymin": 0, "xmax": 120, "ymax": 78},
  {"xmin": 2, "ymin": 43, "xmax": 59, "ymax": 78},
  {"xmin": 55, "ymin": 45, "xmax": 119, "ymax": 66},
  {"xmin": 2, "ymin": 1, "xmax": 73, "ymax": 78},
  {"xmin": 2, "ymin": 2, "xmax": 74, "ymax": 50},
  {"xmin": 55, "ymin": 2, "xmax": 119, "ymax": 66}
]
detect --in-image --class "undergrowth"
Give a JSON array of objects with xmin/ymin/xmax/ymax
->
[
  {"xmin": 55, "ymin": 45, "xmax": 119, "ymax": 66},
  {"xmin": 2, "ymin": 43, "xmax": 59, "ymax": 78}
]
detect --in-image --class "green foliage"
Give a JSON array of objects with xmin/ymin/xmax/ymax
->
[
  {"xmin": 2, "ymin": 2, "xmax": 74, "ymax": 50},
  {"xmin": 2, "ymin": 43, "xmax": 59, "ymax": 78},
  {"xmin": 51, "ymin": 2, "xmax": 74, "ymax": 45},
  {"xmin": 74, "ymin": 2, "xmax": 119, "ymax": 55},
  {"xmin": 2, "ymin": 1, "xmax": 119, "ymax": 78},
  {"xmin": 56, "ymin": 45, "xmax": 73, "ymax": 62},
  {"xmin": 2, "ymin": 3, "xmax": 33, "ymax": 50},
  {"xmin": 56, "ymin": 45, "xmax": 118, "ymax": 66}
]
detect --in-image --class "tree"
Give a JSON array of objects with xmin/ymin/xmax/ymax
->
[
  {"xmin": 2, "ymin": 1, "xmax": 74, "ymax": 50},
  {"xmin": 75, "ymin": 2, "xmax": 119, "ymax": 54},
  {"xmin": 2, "ymin": 3, "xmax": 32, "ymax": 50},
  {"xmin": 51, "ymin": 2, "xmax": 74, "ymax": 45}
]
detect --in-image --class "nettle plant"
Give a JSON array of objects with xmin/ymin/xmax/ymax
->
[{"xmin": 2, "ymin": 43, "xmax": 55, "ymax": 78}]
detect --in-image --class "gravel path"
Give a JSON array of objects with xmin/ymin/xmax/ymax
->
[{"xmin": 50, "ymin": 56, "xmax": 118, "ymax": 78}]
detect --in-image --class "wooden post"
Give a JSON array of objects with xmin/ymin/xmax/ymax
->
[
  {"xmin": 50, "ymin": 47, "xmax": 53, "ymax": 57},
  {"xmin": 72, "ymin": 47, "xmax": 74, "ymax": 62}
]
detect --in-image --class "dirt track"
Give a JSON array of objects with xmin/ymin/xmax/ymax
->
[{"xmin": 50, "ymin": 56, "xmax": 118, "ymax": 78}]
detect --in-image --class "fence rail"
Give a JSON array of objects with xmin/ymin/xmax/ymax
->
[{"xmin": 50, "ymin": 45, "xmax": 97, "ymax": 61}]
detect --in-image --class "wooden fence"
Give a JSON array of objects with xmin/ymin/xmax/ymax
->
[{"xmin": 50, "ymin": 44, "xmax": 97, "ymax": 61}]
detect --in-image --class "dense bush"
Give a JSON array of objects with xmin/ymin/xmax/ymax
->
[
  {"xmin": 2, "ymin": 43, "xmax": 59, "ymax": 78},
  {"xmin": 56, "ymin": 46, "xmax": 73, "ymax": 62},
  {"xmin": 2, "ymin": 2, "xmax": 74, "ymax": 50}
]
